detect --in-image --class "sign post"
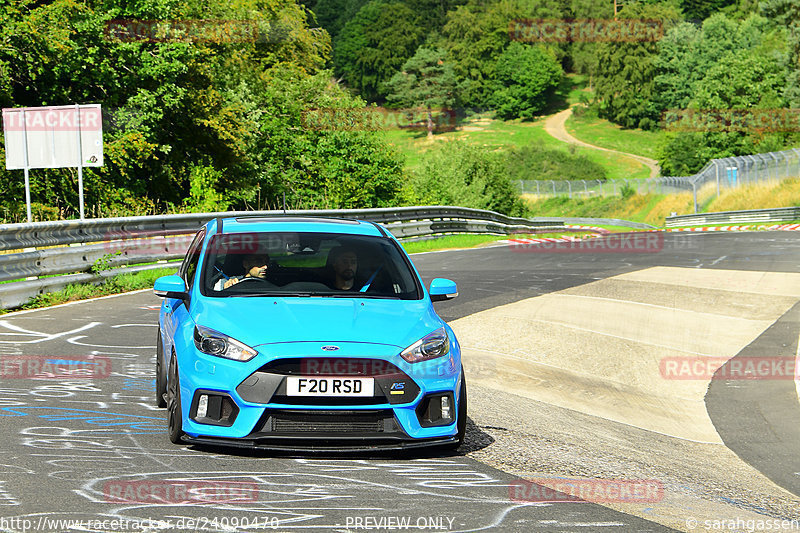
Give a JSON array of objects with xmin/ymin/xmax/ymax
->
[
  {"xmin": 74, "ymin": 104, "xmax": 85, "ymax": 220},
  {"xmin": 2, "ymin": 104, "xmax": 103, "ymax": 222},
  {"xmin": 21, "ymin": 107, "xmax": 31, "ymax": 223}
]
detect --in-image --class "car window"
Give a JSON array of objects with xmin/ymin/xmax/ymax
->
[
  {"xmin": 201, "ymin": 232, "xmax": 422, "ymax": 300},
  {"xmin": 181, "ymin": 229, "xmax": 206, "ymax": 289}
]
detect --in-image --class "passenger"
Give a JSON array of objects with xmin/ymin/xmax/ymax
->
[{"xmin": 328, "ymin": 247, "xmax": 358, "ymax": 290}]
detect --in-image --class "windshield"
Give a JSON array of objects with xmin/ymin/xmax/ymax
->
[{"xmin": 200, "ymin": 232, "xmax": 422, "ymax": 299}]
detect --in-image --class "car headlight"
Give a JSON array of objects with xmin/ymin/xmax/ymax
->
[
  {"xmin": 193, "ymin": 325, "xmax": 258, "ymax": 362},
  {"xmin": 400, "ymin": 327, "xmax": 450, "ymax": 363}
]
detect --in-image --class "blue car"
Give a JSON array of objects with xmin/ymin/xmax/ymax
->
[{"xmin": 154, "ymin": 216, "xmax": 466, "ymax": 451}]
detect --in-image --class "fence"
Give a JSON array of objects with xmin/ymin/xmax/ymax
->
[
  {"xmin": 0, "ymin": 206, "xmax": 652, "ymax": 310},
  {"xmin": 665, "ymin": 206, "xmax": 800, "ymax": 227},
  {"xmin": 518, "ymin": 178, "xmax": 693, "ymax": 197},
  {"xmin": 518, "ymin": 148, "xmax": 800, "ymax": 212}
]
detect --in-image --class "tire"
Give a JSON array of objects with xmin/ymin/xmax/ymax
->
[
  {"xmin": 445, "ymin": 366, "xmax": 467, "ymax": 450},
  {"xmin": 167, "ymin": 354, "xmax": 184, "ymax": 444},
  {"xmin": 155, "ymin": 330, "xmax": 167, "ymax": 408}
]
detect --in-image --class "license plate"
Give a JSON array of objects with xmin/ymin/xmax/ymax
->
[{"xmin": 285, "ymin": 376, "xmax": 375, "ymax": 397}]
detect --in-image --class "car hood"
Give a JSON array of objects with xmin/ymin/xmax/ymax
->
[{"xmin": 192, "ymin": 296, "xmax": 442, "ymax": 349}]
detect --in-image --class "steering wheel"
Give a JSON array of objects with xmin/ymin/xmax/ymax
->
[{"xmin": 225, "ymin": 276, "xmax": 276, "ymax": 290}]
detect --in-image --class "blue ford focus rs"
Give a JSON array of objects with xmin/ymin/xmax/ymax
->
[{"xmin": 154, "ymin": 216, "xmax": 466, "ymax": 451}]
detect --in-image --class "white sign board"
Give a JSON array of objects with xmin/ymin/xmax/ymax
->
[{"xmin": 3, "ymin": 105, "xmax": 103, "ymax": 169}]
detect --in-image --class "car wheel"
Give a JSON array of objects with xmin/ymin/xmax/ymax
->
[
  {"xmin": 155, "ymin": 330, "xmax": 167, "ymax": 408},
  {"xmin": 167, "ymin": 354, "xmax": 184, "ymax": 444},
  {"xmin": 445, "ymin": 366, "xmax": 467, "ymax": 450}
]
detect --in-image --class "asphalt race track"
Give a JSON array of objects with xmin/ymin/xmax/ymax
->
[{"xmin": 0, "ymin": 231, "xmax": 799, "ymax": 532}]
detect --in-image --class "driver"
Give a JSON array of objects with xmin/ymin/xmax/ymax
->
[{"xmin": 221, "ymin": 253, "xmax": 270, "ymax": 289}]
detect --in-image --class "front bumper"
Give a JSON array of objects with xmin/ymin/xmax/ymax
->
[
  {"xmin": 182, "ymin": 434, "xmax": 458, "ymax": 452},
  {"xmin": 177, "ymin": 344, "xmax": 462, "ymax": 445}
]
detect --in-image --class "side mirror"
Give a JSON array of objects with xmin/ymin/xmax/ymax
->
[
  {"xmin": 154, "ymin": 274, "xmax": 190, "ymax": 300},
  {"xmin": 429, "ymin": 278, "xmax": 458, "ymax": 302}
]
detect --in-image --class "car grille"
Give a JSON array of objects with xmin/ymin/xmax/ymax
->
[
  {"xmin": 257, "ymin": 357, "xmax": 405, "ymax": 377},
  {"xmin": 252, "ymin": 409, "xmax": 399, "ymax": 437}
]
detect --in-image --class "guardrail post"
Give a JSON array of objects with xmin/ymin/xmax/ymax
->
[
  {"xmin": 715, "ymin": 161, "xmax": 720, "ymax": 198},
  {"xmin": 692, "ymin": 182, "xmax": 698, "ymax": 213}
]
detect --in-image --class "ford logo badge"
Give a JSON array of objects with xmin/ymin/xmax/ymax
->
[{"xmin": 321, "ymin": 345, "xmax": 339, "ymax": 351}]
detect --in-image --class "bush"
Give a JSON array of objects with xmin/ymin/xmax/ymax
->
[
  {"xmin": 620, "ymin": 183, "xmax": 636, "ymax": 199},
  {"xmin": 500, "ymin": 143, "xmax": 607, "ymax": 182},
  {"xmin": 402, "ymin": 142, "xmax": 527, "ymax": 216}
]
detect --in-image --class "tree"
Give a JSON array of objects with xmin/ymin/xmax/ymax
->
[
  {"xmin": 438, "ymin": 1, "xmax": 522, "ymax": 108},
  {"xmin": 760, "ymin": 0, "xmax": 800, "ymax": 107},
  {"xmin": 651, "ymin": 13, "xmax": 778, "ymax": 114},
  {"xmin": 253, "ymin": 67, "xmax": 405, "ymax": 209},
  {"xmin": 333, "ymin": 1, "xmax": 425, "ymax": 102},
  {"xmin": 594, "ymin": 2, "xmax": 682, "ymax": 129},
  {"xmin": 680, "ymin": 0, "xmax": 738, "ymax": 21},
  {"xmin": 385, "ymin": 47, "xmax": 458, "ymax": 137},
  {"xmin": 303, "ymin": 0, "xmax": 370, "ymax": 39},
  {"xmin": 651, "ymin": 22, "xmax": 702, "ymax": 113},
  {"xmin": 491, "ymin": 42, "xmax": 562, "ymax": 120},
  {"xmin": 0, "ymin": 0, "xmax": 402, "ymax": 220},
  {"xmin": 567, "ymin": 0, "xmax": 614, "ymax": 86},
  {"xmin": 658, "ymin": 50, "xmax": 788, "ymax": 175}
]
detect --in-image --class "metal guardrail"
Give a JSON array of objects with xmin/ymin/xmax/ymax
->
[
  {"xmin": 664, "ymin": 207, "xmax": 800, "ymax": 227},
  {"xmin": 0, "ymin": 206, "xmax": 653, "ymax": 310}
]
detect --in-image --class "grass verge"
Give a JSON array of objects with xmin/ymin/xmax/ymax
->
[
  {"xmin": 565, "ymin": 110, "xmax": 664, "ymax": 160},
  {"xmin": 401, "ymin": 234, "xmax": 517, "ymax": 254}
]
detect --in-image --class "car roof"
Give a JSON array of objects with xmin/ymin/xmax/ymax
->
[{"xmin": 207, "ymin": 216, "xmax": 387, "ymax": 237}]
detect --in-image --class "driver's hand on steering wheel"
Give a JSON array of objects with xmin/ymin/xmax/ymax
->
[{"xmin": 223, "ymin": 277, "xmax": 241, "ymax": 289}]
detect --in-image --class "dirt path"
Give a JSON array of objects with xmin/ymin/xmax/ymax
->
[{"xmin": 544, "ymin": 106, "xmax": 661, "ymax": 178}]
